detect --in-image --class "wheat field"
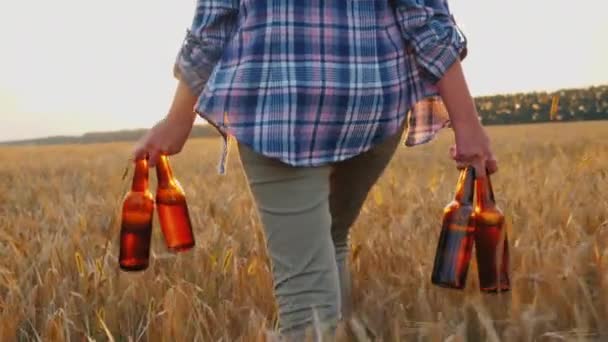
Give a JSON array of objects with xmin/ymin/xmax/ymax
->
[{"xmin": 0, "ymin": 121, "xmax": 607, "ymax": 341}]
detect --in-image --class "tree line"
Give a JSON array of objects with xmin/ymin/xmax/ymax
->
[
  {"xmin": 2, "ymin": 85, "xmax": 607, "ymax": 146},
  {"xmin": 475, "ymin": 85, "xmax": 608, "ymax": 125}
]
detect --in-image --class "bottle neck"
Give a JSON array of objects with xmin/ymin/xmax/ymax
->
[
  {"xmin": 454, "ymin": 167, "xmax": 475, "ymax": 205},
  {"xmin": 156, "ymin": 155, "xmax": 174, "ymax": 188},
  {"xmin": 131, "ymin": 158, "xmax": 149, "ymax": 192},
  {"xmin": 475, "ymin": 173, "xmax": 496, "ymax": 209}
]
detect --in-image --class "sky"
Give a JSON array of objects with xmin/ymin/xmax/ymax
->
[{"xmin": 0, "ymin": 0, "xmax": 607, "ymax": 142}]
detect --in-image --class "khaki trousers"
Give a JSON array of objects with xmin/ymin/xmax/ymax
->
[{"xmin": 237, "ymin": 124, "xmax": 404, "ymax": 338}]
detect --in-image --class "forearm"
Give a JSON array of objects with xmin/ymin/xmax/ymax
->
[
  {"xmin": 436, "ymin": 59, "xmax": 481, "ymax": 132},
  {"xmin": 166, "ymin": 80, "xmax": 198, "ymax": 124}
]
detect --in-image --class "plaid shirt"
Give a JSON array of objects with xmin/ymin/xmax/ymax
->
[{"xmin": 174, "ymin": 0, "xmax": 467, "ymax": 173}]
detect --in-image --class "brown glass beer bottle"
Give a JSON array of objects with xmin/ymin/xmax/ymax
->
[
  {"xmin": 156, "ymin": 155, "xmax": 195, "ymax": 252},
  {"xmin": 431, "ymin": 166, "xmax": 476, "ymax": 289},
  {"xmin": 473, "ymin": 173, "xmax": 510, "ymax": 292},
  {"xmin": 119, "ymin": 157, "xmax": 154, "ymax": 271}
]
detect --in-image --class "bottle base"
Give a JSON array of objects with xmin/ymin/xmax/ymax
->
[
  {"xmin": 431, "ymin": 281, "xmax": 466, "ymax": 290},
  {"xmin": 167, "ymin": 242, "xmax": 195, "ymax": 253},
  {"xmin": 480, "ymin": 285, "xmax": 510, "ymax": 293},
  {"xmin": 119, "ymin": 263, "xmax": 149, "ymax": 272}
]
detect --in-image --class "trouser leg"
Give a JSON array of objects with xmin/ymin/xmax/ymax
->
[
  {"xmin": 329, "ymin": 124, "xmax": 405, "ymax": 319},
  {"xmin": 238, "ymin": 143, "xmax": 340, "ymax": 338}
]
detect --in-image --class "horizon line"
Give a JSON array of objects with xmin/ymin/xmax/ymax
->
[{"xmin": 2, "ymin": 82, "xmax": 607, "ymax": 144}]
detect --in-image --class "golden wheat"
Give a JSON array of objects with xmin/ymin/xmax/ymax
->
[{"xmin": 0, "ymin": 121, "xmax": 607, "ymax": 341}]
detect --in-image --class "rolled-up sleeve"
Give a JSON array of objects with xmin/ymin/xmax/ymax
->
[
  {"xmin": 392, "ymin": 0, "xmax": 467, "ymax": 83},
  {"xmin": 174, "ymin": 0, "xmax": 240, "ymax": 95}
]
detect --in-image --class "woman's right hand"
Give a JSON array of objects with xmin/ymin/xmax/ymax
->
[
  {"xmin": 132, "ymin": 80, "xmax": 199, "ymax": 167},
  {"xmin": 132, "ymin": 114, "xmax": 195, "ymax": 167}
]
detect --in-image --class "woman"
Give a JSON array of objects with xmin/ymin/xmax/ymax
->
[{"xmin": 133, "ymin": 0, "xmax": 497, "ymax": 338}]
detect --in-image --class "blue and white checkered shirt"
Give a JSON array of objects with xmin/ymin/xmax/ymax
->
[{"xmin": 174, "ymin": 0, "xmax": 467, "ymax": 173}]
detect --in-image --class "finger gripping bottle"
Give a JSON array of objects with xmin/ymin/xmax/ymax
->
[
  {"xmin": 155, "ymin": 155, "xmax": 195, "ymax": 252},
  {"xmin": 431, "ymin": 167, "xmax": 476, "ymax": 289},
  {"xmin": 473, "ymin": 173, "xmax": 510, "ymax": 293},
  {"xmin": 119, "ymin": 157, "xmax": 155, "ymax": 271}
]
